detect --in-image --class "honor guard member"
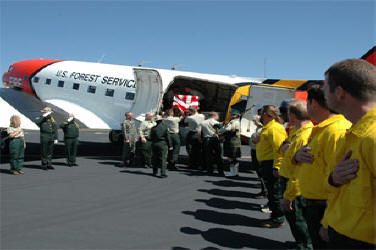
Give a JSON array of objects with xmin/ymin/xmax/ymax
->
[
  {"xmin": 138, "ymin": 113, "xmax": 156, "ymax": 168},
  {"xmin": 319, "ymin": 59, "xmax": 376, "ymax": 249},
  {"xmin": 35, "ymin": 107, "xmax": 58, "ymax": 170},
  {"xmin": 59, "ymin": 114, "xmax": 79, "ymax": 167},
  {"xmin": 184, "ymin": 107, "xmax": 205, "ymax": 169},
  {"xmin": 150, "ymin": 115, "xmax": 171, "ymax": 178},
  {"xmin": 7, "ymin": 115, "xmax": 26, "ymax": 175},
  {"xmin": 164, "ymin": 109, "xmax": 182, "ymax": 170},
  {"xmin": 253, "ymin": 105, "xmax": 287, "ymax": 228},
  {"xmin": 279, "ymin": 100, "xmax": 313, "ymax": 250},
  {"xmin": 122, "ymin": 112, "xmax": 138, "ymax": 167},
  {"xmin": 198, "ymin": 112, "xmax": 224, "ymax": 175},
  {"xmin": 219, "ymin": 109, "xmax": 242, "ymax": 177},
  {"xmin": 292, "ymin": 84, "xmax": 351, "ymax": 249}
]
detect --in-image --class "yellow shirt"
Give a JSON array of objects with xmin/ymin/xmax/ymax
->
[
  {"xmin": 280, "ymin": 122, "xmax": 314, "ymax": 201},
  {"xmin": 294, "ymin": 115, "xmax": 352, "ymax": 200},
  {"xmin": 256, "ymin": 119, "xmax": 287, "ymax": 169},
  {"xmin": 322, "ymin": 107, "xmax": 376, "ymax": 244}
]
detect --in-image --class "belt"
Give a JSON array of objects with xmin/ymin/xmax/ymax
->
[{"xmin": 305, "ymin": 199, "xmax": 327, "ymax": 207}]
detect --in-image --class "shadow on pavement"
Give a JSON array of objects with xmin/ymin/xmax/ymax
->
[
  {"xmin": 195, "ymin": 198, "xmax": 260, "ymax": 211},
  {"xmin": 197, "ymin": 188, "xmax": 259, "ymax": 199},
  {"xmin": 205, "ymin": 179, "xmax": 260, "ymax": 188},
  {"xmin": 180, "ymin": 227, "xmax": 287, "ymax": 249},
  {"xmin": 120, "ymin": 169, "xmax": 156, "ymax": 177},
  {"xmin": 182, "ymin": 209, "xmax": 264, "ymax": 227}
]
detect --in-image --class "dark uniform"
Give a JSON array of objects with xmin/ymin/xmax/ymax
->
[
  {"xmin": 164, "ymin": 116, "xmax": 181, "ymax": 170},
  {"xmin": 122, "ymin": 118, "xmax": 138, "ymax": 166},
  {"xmin": 35, "ymin": 114, "xmax": 58, "ymax": 170},
  {"xmin": 7, "ymin": 126, "xmax": 25, "ymax": 174},
  {"xmin": 150, "ymin": 120, "xmax": 171, "ymax": 177},
  {"xmin": 138, "ymin": 119, "xmax": 156, "ymax": 168},
  {"xmin": 199, "ymin": 118, "xmax": 224, "ymax": 175},
  {"xmin": 59, "ymin": 119, "xmax": 79, "ymax": 166},
  {"xmin": 184, "ymin": 112, "xmax": 205, "ymax": 168}
]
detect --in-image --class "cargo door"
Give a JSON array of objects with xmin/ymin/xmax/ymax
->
[
  {"xmin": 131, "ymin": 69, "xmax": 164, "ymax": 121},
  {"xmin": 240, "ymin": 85, "xmax": 295, "ymax": 141}
]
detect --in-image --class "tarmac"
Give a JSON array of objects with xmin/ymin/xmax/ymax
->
[{"xmin": 1, "ymin": 130, "xmax": 294, "ymax": 250}]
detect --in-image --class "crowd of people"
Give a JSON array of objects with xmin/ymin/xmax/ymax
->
[{"xmin": 4, "ymin": 58, "xmax": 376, "ymax": 249}]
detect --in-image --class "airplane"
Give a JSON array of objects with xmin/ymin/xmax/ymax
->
[{"xmin": 2, "ymin": 46, "xmax": 374, "ymax": 143}]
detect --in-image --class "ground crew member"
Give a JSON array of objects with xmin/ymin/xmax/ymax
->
[
  {"xmin": 7, "ymin": 115, "xmax": 26, "ymax": 175},
  {"xmin": 252, "ymin": 105, "xmax": 287, "ymax": 228},
  {"xmin": 198, "ymin": 112, "xmax": 224, "ymax": 176},
  {"xmin": 164, "ymin": 109, "xmax": 182, "ymax": 170},
  {"xmin": 138, "ymin": 113, "xmax": 156, "ymax": 168},
  {"xmin": 279, "ymin": 100, "xmax": 313, "ymax": 249},
  {"xmin": 318, "ymin": 59, "xmax": 376, "ymax": 249},
  {"xmin": 219, "ymin": 109, "xmax": 242, "ymax": 177},
  {"xmin": 122, "ymin": 112, "xmax": 138, "ymax": 167},
  {"xmin": 150, "ymin": 115, "xmax": 171, "ymax": 178},
  {"xmin": 184, "ymin": 107, "xmax": 205, "ymax": 169},
  {"xmin": 292, "ymin": 84, "xmax": 352, "ymax": 249},
  {"xmin": 59, "ymin": 114, "xmax": 79, "ymax": 167},
  {"xmin": 35, "ymin": 107, "xmax": 58, "ymax": 170}
]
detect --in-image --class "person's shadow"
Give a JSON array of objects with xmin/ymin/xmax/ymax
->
[
  {"xmin": 182, "ymin": 209, "xmax": 264, "ymax": 227},
  {"xmin": 197, "ymin": 188, "xmax": 256, "ymax": 199},
  {"xmin": 195, "ymin": 197, "xmax": 260, "ymax": 211},
  {"xmin": 180, "ymin": 227, "xmax": 288, "ymax": 249}
]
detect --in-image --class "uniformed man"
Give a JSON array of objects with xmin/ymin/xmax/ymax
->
[
  {"xmin": 184, "ymin": 107, "xmax": 205, "ymax": 169},
  {"xmin": 291, "ymin": 84, "xmax": 352, "ymax": 249},
  {"xmin": 164, "ymin": 108, "xmax": 182, "ymax": 171},
  {"xmin": 150, "ymin": 115, "xmax": 171, "ymax": 178},
  {"xmin": 219, "ymin": 109, "xmax": 242, "ymax": 177},
  {"xmin": 137, "ymin": 113, "xmax": 156, "ymax": 168},
  {"xmin": 198, "ymin": 112, "xmax": 224, "ymax": 176},
  {"xmin": 319, "ymin": 59, "xmax": 376, "ymax": 249},
  {"xmin": 121, "ymin": 112, "xmax": 138, "ymax": 167},
  {"xmin": 252, "ymin": 105, "xmax": 287, "ymax": 228},
  {"xmin": 35, "ymin": 107, "xmax": 58, "ymax": 171},
  {"xmin": 7, "ymin": 115, "xmax": 26, "ymax": 175},
  {"xmin": 279, "ymin": 100, "xmax": 313, "ymax": 249},
  {"xmin": 59, "ymin": 114, "xmax": 79, "ymax": 167}
]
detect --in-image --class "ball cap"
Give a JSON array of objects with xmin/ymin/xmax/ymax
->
[{"xmin": 230, "ymin": 109, "xmax": 241, "ymax": 115}]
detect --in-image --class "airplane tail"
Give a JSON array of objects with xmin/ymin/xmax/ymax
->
[{"xmin": 361, "ymin": 46, "xmax": 376, "ymax": 66}]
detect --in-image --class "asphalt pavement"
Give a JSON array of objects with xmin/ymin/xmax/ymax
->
[{"xmin": 0, "ymin": 130, "xmax": 294, "ymax": 250}]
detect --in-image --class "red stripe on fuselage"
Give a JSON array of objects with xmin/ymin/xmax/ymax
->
[{"xmin": 3, "ymin": 59, "xmax": 61, "ymax": 96}]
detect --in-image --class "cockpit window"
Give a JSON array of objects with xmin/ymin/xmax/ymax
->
[
  {"xmin": 23, "ymin": 76, "xmax": 28, "ymax": 81},
  {"xmin": 8, "ymin": 66, "xmax": 13, "ymax": 72}
]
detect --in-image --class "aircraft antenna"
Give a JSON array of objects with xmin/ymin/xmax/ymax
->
[
  {"xmin": 264, "ymin": 57, "xmax": 267, "ymax": 78},
  {"xmin": 171, "ymin": 64, "xmax": 183, "ymax": 70},
  {"xmin": 97, "ymin": 54, "xmax": 106, "ymax": 63},
  {"xmin": 138, "ymin": 61, "xmax": 151, "ymax": 67}
]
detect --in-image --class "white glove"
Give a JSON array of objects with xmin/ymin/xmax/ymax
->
[
  {"xmin": 43, "ymin": 111, "xmax": 52, "ymax": 117},
  {"xmin": 67, "ymin": 117, "xmax": 73, "ymax": 122},
  {"xmin": 169, "ymin": 147, "xmax": 173, "ymax": 151},
  {"xmin": 54, "ymin": 140, "xmax": 58, "ymax": 144}
]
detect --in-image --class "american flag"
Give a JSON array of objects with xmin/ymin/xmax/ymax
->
[{"xmin": 172, "ymin": 95, "xmax": 200, "ymax": 112}]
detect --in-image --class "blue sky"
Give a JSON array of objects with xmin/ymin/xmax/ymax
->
[{"xmin": 1, "ymin": 0, "xmax": 375, "ymax": 85}]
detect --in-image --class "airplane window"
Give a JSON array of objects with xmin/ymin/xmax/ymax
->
[
  {"xmin": 105, "ymin": 88, "xmax": 114, "ymax": 97},
  {"xmin": 24, "ymin": 76, "xmax": 28, "ymax": 81},
  {"xmin": 73, "ymin": 83, "xmax": 80, "ymax": 90},
  {"xmin": 58, "ymin": 81, "xmax": 64, "ymax": 88},
  {"xmin": 45, "ymin": 79, "xmax": 51, "ymax": 85},
  {"xmin": 87, "ymin": 85, "xmax": 96, "ymax": 94},
  {"xmin": 33, "ymin": 77, "xmax": 39, "ymax": 83},
  {"xmin": 125, "ymin": 92, "xmax": 135, "ymax": 100}
]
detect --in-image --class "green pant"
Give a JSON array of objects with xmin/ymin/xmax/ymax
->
[
  {"xmin": 152, "ymin": 141, "xmax": 167, "ymax": 175},
  {"xmin": 40, "ymin": 136, "xmax": 54, "ymax": 167},
  {"xmin": 259, "ymin": 160, "xmax": 285, "ymax": 223},
  {"xmin": 186, "ymin": 131, "xmax": 202, "ymax": 168},
  {"xmin": 302, "ymin": 198, "xmax": 327, "ymax": 249},
  {"xmin": 138, "ymin": 140, "xmax": 152, "ymax": 167},
  {"xmin": 122, "ymin": 141, "xmax": 136, "ymax": 165},
  {"xmin": 168, "ymin": 133, "xmax": 180, "ymax": 166},
  {"xmin": 280, "ymin": 177, "xmax": 312, "ymax": 249},
  {"xmin": 64, "ymin": 138, "xmax": 78, "ymax": 165},
  {"xmin": 9, "ymin": 138, "xmax": 24, "ymax": 172},
  {"xmin": 202, "ymin": 137, "xmax": 224, "ymax": 173}
]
